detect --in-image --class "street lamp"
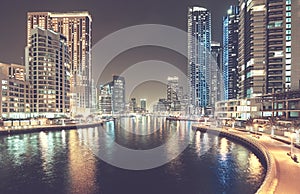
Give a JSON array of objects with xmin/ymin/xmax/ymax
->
[
  {"xmin": 271, "ymin": 124, "xmax": 275, "ymax": 137},
  {"xmin": 222, "ymin": 119, "xmax": 226, "ymax": 130}
]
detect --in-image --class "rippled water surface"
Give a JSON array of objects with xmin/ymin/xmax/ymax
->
[{"xmin": 0, "ymin": 117, "xmax": 266, "ymax": 194}]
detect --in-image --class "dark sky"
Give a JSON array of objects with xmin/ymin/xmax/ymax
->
[{"xmin": 0, "ymin": 0, "xmax": 238, "ymax": 64}]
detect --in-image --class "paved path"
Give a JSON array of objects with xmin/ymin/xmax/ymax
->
[{"xmin": 228, "ymin": 128, "xmax": 300, "ymax": 194}]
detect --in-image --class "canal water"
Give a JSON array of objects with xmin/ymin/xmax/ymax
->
[{"xmin": 0, "ymin": 117, "xmax": 266, "ymax": 194}]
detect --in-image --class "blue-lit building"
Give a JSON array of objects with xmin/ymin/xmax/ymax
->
[
  {"xmin": 223, "ymin": 5, "xmax": 239, "ymax": 100},
  {"xmin": 188, "ymin": 6, "xmax": 212, "ymax": 112}
]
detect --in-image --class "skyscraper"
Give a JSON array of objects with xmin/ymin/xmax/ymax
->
[
  {"xmin": 98, "ymin": 83, "xmax": 113, "ymax": 115},
  {"xmin": 238, "ymin": 0, "xmax": 267, "ymax": 98},
  {"xmin": 188, "ymin": 6, "xmax": 212, "ymax": 113},
  {"xmin": 265, "ymin": 0, "xmax": 300, "ymax": 92},
  {"xmin": 238, "ymin": 0, "xmax": 300, "ymax": 97},
  {"xmin": 130, "ymin": 98, "xmax": 137, "ymax": 113},
  {"xmin": 210, "ymin": 41, "xmax": 223, "ymax": 107},
  {"xmin": 167, "ymin": 76, "xmax": 182, "ymax": 111},
  {"xmin": 25, "ymin": 27, "xmax": 71, "ymax": 118},
  {"xmin": 111, "ymin": 75, "xmax": 125, "ymax": 114},
  {"xmin": 27, "ymin": 12, "xmax": 92, "ymax": 114},
  {"xmin": 223, "ymin": 5, "xmax": 239, "ymax": 100},
  {"xmin": 140, "ymin": 99, "xmax": 147, "ymax": 112}
]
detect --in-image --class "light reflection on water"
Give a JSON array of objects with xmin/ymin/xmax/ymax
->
[{"xmin": 0, "ymin": 116, "xmax": 265, "ymax": 194}]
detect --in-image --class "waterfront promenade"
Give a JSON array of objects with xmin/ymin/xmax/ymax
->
[
  {"xmin": 230, "ymin": 128, "xmax": 300, "ymax": 194},
  {"xmin": 195, "ymin": 125, "xmax": 300, "ymax": 194}
]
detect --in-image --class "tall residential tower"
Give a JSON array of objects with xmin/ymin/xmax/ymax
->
[
  {"xmin": 238, "ymin": 0, "xmax": 300, "ymax": 97},
  {"xmin": 26, "ymin": 12, "xmax": 92, "ymax": 115},
  {"xmin": 188, "ymin": 6, "xmax": 212, "ymax": 113},
  {"xmin": 25, "ymin": 28, "xmax": 71, "ymax": 118},
  {"xmin": 223, "ymin": 6, "xmax": 239, "ymax": 100}
]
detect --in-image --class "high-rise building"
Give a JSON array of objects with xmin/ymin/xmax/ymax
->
[
  {"xmin": 98, "ymin": 83, "xmax": 112, "ymax": 115},
  {"xmin": 238, "ymin": 0, "xmax": 267, "ymax": 98},
  {"xmin": 111, "ymin": 75, "xmax": 125, "ymax": 114},
  {"xmin": 27, "ymin": 12, "xmax": 92, "ymax": 114},
  {"xmin": 0, "ymin": 63, "xmax": 31, "ymax": 119},
  {"xmin": 167, "ymin": 76, "xmax": 182, "ymax": 111},
  {"xmin": 238, "ymin": 0, "xmax": 300, "ymax": 97},
  {"xmin": 25, "ymin": 28, "xmax": 71, "ymax": 118},
  {"xmin": 223, "ymin": 5, "xmax": 239, "ymax": 100},
  {"xmin": 140, "ymin": 99, "xmax": 147, "ymax": 112},
  {"xmin": 130, "ymin": 98, "xmax": 137, "ymax": 113},
  {"xmin": 266, "ymin": 0, "xmax": 300, "ymax": 92},
  {"xmin": 211, "ymin": 41, "xmax": 224, "ymax": 108},
  {"xmin": 188, "ymin": 6, "xmax": 212, "ymax": 112}
]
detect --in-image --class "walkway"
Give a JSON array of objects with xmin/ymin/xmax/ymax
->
[{"xmin": 228, "ymin": 128, "xmax": 300, "ymax": 194}]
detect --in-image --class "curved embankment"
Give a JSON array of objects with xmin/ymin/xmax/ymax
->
[
  {"xmin": 0, "ymin": 122, "xmax": 104, "ymax": 136},
  {"xmin": 193, "ymin": 126, "xmax": 277, "ymax": 194}
]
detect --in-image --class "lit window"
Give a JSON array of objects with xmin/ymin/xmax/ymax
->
[{"xmin": 286, "ymin": 35, "xmax": 291, "ymax": 40}]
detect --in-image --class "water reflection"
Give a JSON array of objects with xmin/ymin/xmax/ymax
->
[
  {"xmin": 0, "ymin": 117, "xmax": 266, "ymax": 194},
  {"xmin": 68, "ymin": 130, "xmax": 97, "ymax": 194}
]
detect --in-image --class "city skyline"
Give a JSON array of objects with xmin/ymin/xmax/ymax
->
[
  {"xmin": 0, "ymin": 1, "xmax": 300, "ymax": 194},
  {"xmin": 0, "ymin": 0, "xmax": 237, "ymax": 65}
]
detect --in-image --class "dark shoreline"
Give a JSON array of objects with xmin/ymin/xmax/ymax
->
[{"xmin": 0, "ymin": 122, "xmax": 103, "ymax": 136}]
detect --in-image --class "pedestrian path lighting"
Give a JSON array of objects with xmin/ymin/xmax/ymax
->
[
  {"xmin": 288, "ymin": 132, "xmax": 298, "ymax": 163},
  {"xmin": 296, "ymin": 129, "xmax": 300, "ymax": 144}
]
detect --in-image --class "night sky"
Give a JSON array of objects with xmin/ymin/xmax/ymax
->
[
  {"xmin": 0, "ymin": 0, "xmax": 238, "ymax": 107},
  {"xmin": 0, "ymin": 0, "xmax": 237, "ymax": 64}
]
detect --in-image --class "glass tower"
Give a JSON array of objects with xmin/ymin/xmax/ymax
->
[
  {"xmin": 223, "ymin": 5, "xmax": 239, "ymax": 100},
  {"xmin": 188, "ymin": 6, "xmax": 212, "ymax": 113}
]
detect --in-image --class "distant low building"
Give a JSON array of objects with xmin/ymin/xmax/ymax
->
[
  {"xmin": 258, "ymin": 90, "xmax": 300, "ymax": 120},
  {"xmin": 153, "ymin": 98, "xmax": 169, "ymax": 112},
  {"xmin": 215, "ymin": 98, "xmax": 260, "ymax": 120}
]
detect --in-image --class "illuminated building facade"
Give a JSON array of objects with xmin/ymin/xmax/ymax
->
[
  {"xmin": 223, "ymin": 5, "xmax": 239, "ymax": 100},
  {"xmin": 25, "ymin": 28, "xmax": 71, "ymax": 118},
  {"xmin": 27, "ymin": 12, "xmax": 92, "ymax": 114},
  {"xmin": 0, "ymin": 63, "xmax": 31, "ymax": 119},
  {"xmin": 188, "ymin": 6, "xmax": 212, "ymax": 113}
]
